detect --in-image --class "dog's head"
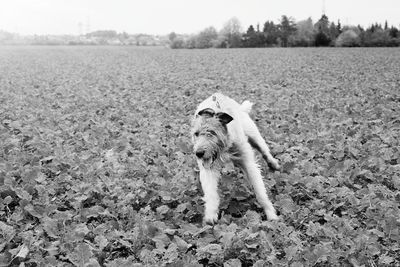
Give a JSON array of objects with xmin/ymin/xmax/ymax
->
[{"xmin": 191, "ymin": 108, "xmax": 233, "ymax": 167}]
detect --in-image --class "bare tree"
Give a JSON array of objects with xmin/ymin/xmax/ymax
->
[
  {"xmin": 196, "ymin": 26, "xmax": 218, "ymax": 48},
  {"xmin": 290, "ymin": 17, "xmax": 314, "ymax": 46},
  {"xmin": 220, "ymin": 17, "xmax": 243, "ymax": 48}
]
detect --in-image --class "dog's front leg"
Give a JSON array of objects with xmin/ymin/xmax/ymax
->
[{"xmin": 198, "ymin": 162, "xmax": 220, "ymax": 224}]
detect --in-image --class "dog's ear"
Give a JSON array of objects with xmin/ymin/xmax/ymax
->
[
  {"xmin": 198, "ymin": 108, "xmax": 215, "ymax": 118},
  {"xmin": 216, "ymin": 112, "xmax": 233, "ymax": 125}
]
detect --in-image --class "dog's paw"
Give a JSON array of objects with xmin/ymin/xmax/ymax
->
[
  {"xmin": 268, "ymin": 158, "xmax": 281, "ymax": 171},
  {"xmin": 204, "ymin": 212, "xmax": 218, "ymax": 225},
  {"xmin": 265, "ymin": 209, "xmax": 279, "ymax": 221}
]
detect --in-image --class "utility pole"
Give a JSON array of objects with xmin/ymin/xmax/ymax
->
[
  {"xmin": 78, "ymin": 22, "xmax": 83, "ymax": 35},
  {"xmin": 85, "ymin": 16, "xmax": 91, "ymax": 34}
]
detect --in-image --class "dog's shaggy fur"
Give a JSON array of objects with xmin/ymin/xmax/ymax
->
[{"xmin": 192, "ymin": 93, "xmax": 280, "ymax": 224}]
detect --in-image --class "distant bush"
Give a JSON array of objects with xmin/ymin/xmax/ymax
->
[
  {"xmin": 195, "ymin": 27, "xmax": 218, "ymax": 48},
  {"xmin": 336, "ymin": 30, "xmax": 360, "ymax": 47},
  {"xmin": 170, "ymin": 38, "xmax": 185, "ymax": 49},
  {"xmin": 211, "ymin": 35, "xmax": 228, "ymax": 48},
  {"xmin": 86, "ymin": 30, "xmax": 118, "ymax": 39},
  {"xmin": 388, "ymin": 37, "xmax": 400, "ymax": 46}
]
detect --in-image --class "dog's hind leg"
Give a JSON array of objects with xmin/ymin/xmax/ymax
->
[
  {"xmin": 241, "ymin": 116, "xmax": 281, "ymax": 170},
  {"xmin": 236, "ymin": 142, "xmax": 278, "ymax": 220}
]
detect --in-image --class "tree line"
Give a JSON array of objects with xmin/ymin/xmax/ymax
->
[
  {"xmin": 169, "ymin": 15, "xmax": 400, "ymax": 48},
  {"xmin": 0, "ymin": 30, "xmax": 168, "ymax": 46}
]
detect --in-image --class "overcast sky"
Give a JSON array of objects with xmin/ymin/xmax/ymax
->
[{"xmin": 0, "ymin": 0, "xmax": 399, "ymax": 35}]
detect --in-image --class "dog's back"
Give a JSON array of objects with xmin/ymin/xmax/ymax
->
[{"xmin": 196, "ymin": 93, "xmax": 252, "ymax": 116}]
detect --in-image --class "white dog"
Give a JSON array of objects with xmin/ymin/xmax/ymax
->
[{"xmin": 191, "ymin": 93, "xmax": 280, "ymax": 224}]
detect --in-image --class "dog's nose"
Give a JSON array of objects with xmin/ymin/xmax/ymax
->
[{"xmin": 195, "ymin": 150, "xmax": 205, "ymax": 158}]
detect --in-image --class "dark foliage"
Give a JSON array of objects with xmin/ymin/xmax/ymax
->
[
  {"xmin": 243, "ymin": 25, "xmax": 265, "ymax": 47},
  {"xmin": 278, "ymin": 16, "xmax": 297, "ymax": 47},
  {"xmin": 315, "ymin": 32, "xmax": 331, "ymax": 46},
  {"xmin": 263, "ymin": 21, "xmax": 280, "ymax": 46},
  {"xmin": 170, "ymin": 14, "xmax": 400, "ymax": 49}
]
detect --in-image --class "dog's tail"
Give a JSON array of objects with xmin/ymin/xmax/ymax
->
[{"xmin": 240, "ymin": 100, "xmax": 253, "ymax": 113}]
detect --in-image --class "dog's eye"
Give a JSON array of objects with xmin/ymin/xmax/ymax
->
[
  {"xmin": 208, "ymin": 130, "xmax": 216, "ymax": 136},
  {"xmin": 206, "ymin": 133, "xmax": 213, "ymax": 138},
  {"xmin": 194, "ymin": 132, "xmax": 199, "ymax": 137}
]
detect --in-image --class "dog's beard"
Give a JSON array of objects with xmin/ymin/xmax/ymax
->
[
  {"xmin": 194, "ymin": 135, "xmax": 228, "ymax": 168},
  {"xmin": 202, "ymin": 150, "xmax": 230, "ymax": 170},
  {"xmin": 200, "ymin": 158, "xmax": 212, "ymax": 169},
  {"xmin": 198, "ymin": 150, "xmax": 219, "ymax": 169}
]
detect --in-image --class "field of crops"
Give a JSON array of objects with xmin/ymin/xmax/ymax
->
[{"xmin": 1, "ymin": 46, "xmax": 399, "ymax": 266}]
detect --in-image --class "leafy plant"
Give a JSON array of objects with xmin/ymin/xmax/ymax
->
[{"xmin": 0, "ymin": 46, "xmax": 399, "ymax": 266}]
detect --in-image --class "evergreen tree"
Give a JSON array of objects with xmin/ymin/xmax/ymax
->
[
  {"xmin": 336, "ymin": 20, "xmax": 342, "ymax": 34},
  {"xmin": 244, "ymin": 25, "xmax": 256, "ymax": 47},
  {"xmin": 247, "ymin": 25, "xmax": 255, "ymax": 34},
  {"xmin": 263, "ymin": 21, "xmax": 279, "ymax": 46},
  {"xmin": 314, "ymin": 14, "xmax": 331, "ymax": 46},
  {"xmin": 278, "ymin": 15, "xmax": 297, "ymax": 47},
  {"xmin": 389, "ymin": 26, "xmax": 399, "ymax": 38},
  {"xmin": 244, "ymin": 25, "xmax": 266, "ymax": 47},
  {"xmin": 388, "ymin": 26, "xmax": 400, "ymax": 46}
]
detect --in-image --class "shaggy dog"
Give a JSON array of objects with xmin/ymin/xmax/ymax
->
[{"xmin": 191, "ymin": 93, "xmax": 280, "ymax": 224}]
